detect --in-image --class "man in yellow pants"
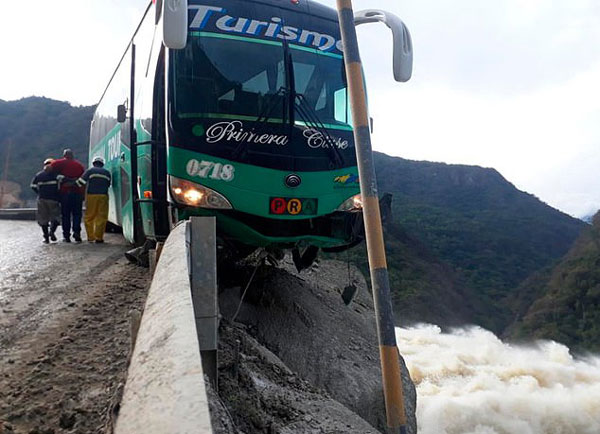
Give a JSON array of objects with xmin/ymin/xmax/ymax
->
[{"xmin": 76, "ymin": 156, "xmax": 112, "ymax": 243}]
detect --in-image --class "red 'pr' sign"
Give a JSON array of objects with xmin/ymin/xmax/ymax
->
[{"xmin": 270, "ymin": 198, "xmax": 287, "ymax": 214}]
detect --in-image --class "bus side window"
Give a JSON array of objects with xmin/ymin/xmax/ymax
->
[{"xmin": 334, "ymin": 88, "xmax": 350, "ymax": 125}]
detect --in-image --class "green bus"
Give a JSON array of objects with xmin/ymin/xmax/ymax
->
[{"xmin": 90, "ymin": 0, "xmax": 411, "ymax": 262}]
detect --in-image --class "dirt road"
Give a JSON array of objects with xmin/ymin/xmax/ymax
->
[{"xmin": 0, "ymin": 221, "xmax": 150, "ymax": 434}]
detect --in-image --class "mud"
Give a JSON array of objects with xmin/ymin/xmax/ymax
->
[
  {"xmin": 215, "ymin": 256, "xmax": 417, "ymax": 434},
  {"xmin": 212, "ymin": 321, "xmax": 382, "ymax": 433},
  {"xmin": 0, "ymin": 221, "xmax": 150, "ymax": 434}
]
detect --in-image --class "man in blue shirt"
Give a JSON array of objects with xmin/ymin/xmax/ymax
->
[
  {"xmin": 76, "ymin": 156, "xmax": 112, "ymax": 243},
  {"xmin": 31, "ymin": 158, "xmax": 61, "ymax": 243}
]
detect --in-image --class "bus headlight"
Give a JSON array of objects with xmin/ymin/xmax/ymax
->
[
  {"xmin": 337, "ymin": 194, "xmax": 363, "ymax": 212},
  {"xmin": 169, "ymin": 176, "xmax": 233, "ymax": 209}
]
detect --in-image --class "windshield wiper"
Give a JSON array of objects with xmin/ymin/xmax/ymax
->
[
  {"xmin": 294, "ymin": 93, "xmax": 345, "ymax": 169},
  {"xmin": 231, "ymin": 86, "xmax": 289, "ymax": 161}
]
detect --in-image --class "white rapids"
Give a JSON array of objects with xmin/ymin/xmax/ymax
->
[{"xmin": 396, "ymin": 324, "xmax": 600, "ymax": 434}]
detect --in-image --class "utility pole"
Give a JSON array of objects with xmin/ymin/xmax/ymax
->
[
  {"xmin": 336, "ymin": 1, "xmax": 408, "ymax": 433},
  {"xmin": 0, "ymin": 139, "xmax": 11, "ymax": 209}
]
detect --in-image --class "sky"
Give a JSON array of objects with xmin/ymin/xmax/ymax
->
[{"xmin": 0, "ymin": 0, "xmax": 599, "ymax": 218}]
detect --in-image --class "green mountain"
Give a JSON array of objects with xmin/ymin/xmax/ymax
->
[
  {"xmin": 340, "ymin": 153, "xmax": 586, "ymax": 332},
  {"xmin": 0, "ymin": 97, "xmax": 95, "ymax": 202},
  {"xmin": 0, "ymin": 97, "xmax": 589, "ymax": 343},
  {"xmin": 360, "ymin": 219, "xmax": 498, "ymax": 329},
  {"xmin": 508, "ymin": 212, "xmax": 600, "ymax": 352}
]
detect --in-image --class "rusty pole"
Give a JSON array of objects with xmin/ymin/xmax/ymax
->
[{"xmin": 336, "ymin": 1, "xmax": 407, "ymax": 432}]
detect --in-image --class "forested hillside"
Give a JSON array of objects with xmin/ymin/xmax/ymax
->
[
  {"xmin": 509, "ymin": 212, "xmax": 600, "ymax": 352},
  {"xmin": 374, "ymin": 153, "xmax": 584, "ymax": 299},
  {"xmin": 0, "ymin": 97, "xmax": 590, "ymax": 345},
  {"xmin": 346, "ymin": 218, "xmax": 500, "ymax": 330},
  {"xmin": 340, "ymin": 153, "xmax": 586, "ymax": 332},
  {"xmin": 0, "ymin": 97, "xmax": 95, "ymax": 202}
]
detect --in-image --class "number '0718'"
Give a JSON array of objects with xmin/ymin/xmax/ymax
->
[{"xmin": 186, "ymin": 159, "xmax": 235, "ymax": 182}]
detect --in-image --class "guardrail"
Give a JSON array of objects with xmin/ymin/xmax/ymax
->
[{"xmin": 115, "ymin": 221, "xmax": 213, "ymax": 433}]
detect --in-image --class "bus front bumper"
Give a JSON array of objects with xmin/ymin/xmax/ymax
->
[{"xmin": 176, "ymin": 207, "xmax": 364, "ymax": 250}]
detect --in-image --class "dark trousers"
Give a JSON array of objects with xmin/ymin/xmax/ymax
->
[{"xmin": 60, "ymin": 192, "xmax": 83, "ymax": 238}]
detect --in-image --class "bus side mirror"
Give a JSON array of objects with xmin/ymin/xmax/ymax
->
[
  {"xmin": 163, "ymin": 0, "xmax": 188, "ymax": 49},
  {"xmin": 155, "ymin": 0, "xmax": 163, "ymax": 24},
  {"xmin": 354, "ymin": 9, "xmax": 413, "ymax": 82},
  {"xmin": 117, "ymin": 105, "xmax": 127, "ymax": 123}
]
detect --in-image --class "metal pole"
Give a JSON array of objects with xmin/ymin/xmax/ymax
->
[{"xmin": 336, "ymin": 1, "xmax": 407, "ymax": 432}]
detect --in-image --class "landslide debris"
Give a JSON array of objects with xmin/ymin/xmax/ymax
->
[
  {"xmin": 214, "ymin": 257, "xmax": 417, "ymax": 434},
  {"xmin": 211, "ymin": 322, "xmax": 382, "ymax": 433}
]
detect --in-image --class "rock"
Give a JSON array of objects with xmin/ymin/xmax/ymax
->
[
  {"xmin": 205, "ymin": 378, "xmax": 237, "ymax": 434},
  {"xmin": 216, "ymin": 323, "xmax": 381, "ymax": 433},
  {"xmin": 219, "ymin": 258, "xmax": 417, "ymax": 434},
  {"xmin": 58, "ymin": 412, "xmax": 76, "ymax": 429}
]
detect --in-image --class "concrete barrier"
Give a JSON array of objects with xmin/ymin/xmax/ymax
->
[
  {"xmin": 115, "ymin": 222, "xmax": 213, "ymax": 434},
  {"xmin": 0, "ymin": 208, "xmax": 36, "ymax": 220}
]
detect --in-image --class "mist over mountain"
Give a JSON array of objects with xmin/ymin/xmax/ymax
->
[
  {"xmin": 582, "ymin": 213, "xmax": 596, "ymax": 224},
  {"xmin": 0, "ymin": 97, "xmax": 592, "ymax": 348}
]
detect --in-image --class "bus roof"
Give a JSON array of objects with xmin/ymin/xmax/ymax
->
[{"xmin": 227, "ymin": 0, "xmax": 338, "ymax": 22}]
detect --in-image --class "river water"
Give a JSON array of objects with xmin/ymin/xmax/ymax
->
[{"xmin": 397, "ymin": 324, "xmax": 600, "ymax": 434}]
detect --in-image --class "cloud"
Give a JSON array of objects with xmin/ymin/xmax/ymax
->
[
  {"xmin": 317, "ymin": 0, "xmax": 600, "ymax": 216},
  {"xmin": 323, "ymin": 0, "xmax": 600, "ymax": 94},
  {"xmin": 367, "ymin": 60, "xmax": 600, "ymax": 216},
  {"xmin": 0, "ymin": 0, "xmax": 147, "ymax": 105}
]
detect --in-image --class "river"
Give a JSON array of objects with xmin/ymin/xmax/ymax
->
[{"xmin": 397, "ymin": 324, "xmax": 600, "ymax": 434}]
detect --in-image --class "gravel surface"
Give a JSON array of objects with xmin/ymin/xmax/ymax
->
[{"xmin": 0, "ymin": 221, "xmax": 150, "ymax": 434}]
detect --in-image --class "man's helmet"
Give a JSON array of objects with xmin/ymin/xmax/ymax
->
[{"xmin": 92, "ymin": 156, "xmax": 105, "ymax": 165}]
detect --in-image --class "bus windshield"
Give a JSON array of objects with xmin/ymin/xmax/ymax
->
[
  {"xmin": 290, "ymin": 44, "xmax": 351, "ymax": 129},
  {"xmin": 173, "ymin": 33, "xmax": 287, "ymax": 122},
  {"xmin": 172, "ymin": 32, "xmax": 351, "ymax": 129},
  {"xmin": 170, "ymin": 31, "xmax": 354, "ymax": 171}
]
